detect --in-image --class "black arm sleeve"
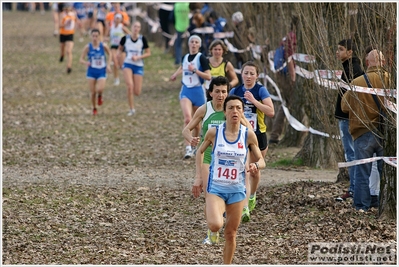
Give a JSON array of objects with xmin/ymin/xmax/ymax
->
[{"xmin": 199, "ymin": 55, "xmax": 210, "ymax": 71}]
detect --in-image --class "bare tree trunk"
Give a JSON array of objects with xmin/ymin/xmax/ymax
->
[
  {"xmin": 379, "ymin": 105, "xmax": 397, "ymax": 219},
  {"xmin": 214, "ymin": 2, "xmax": 397, "ymax": 217}
]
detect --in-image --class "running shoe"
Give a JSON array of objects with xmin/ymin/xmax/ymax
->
[
  {"xmin": 59, "ymin": 56, "xmax": 64, "ymax": 62},
  {"xmin": 98, "ymin": 95, "xmax": 103, "ymax": 106},
  {"xmin": 114, "ymin": 78, "xmax": 120, "ymax": 86},
  {"xmin": 202, "ymin": 235, "xmax": 212, "ymax": 245},
  {"xmin": 67, "ymin": 68, "xmax": 72, "ymax": 74},
  {"xmin": 241, "ymin": 206, "xmax": 250, "ymax": 222},
  {"xmin": 184, "ymin": 147, "xmax": 193, "ymax": 159},
  {"xmin": 248, "ymin": 193, "xmax": 257, "ymax": 212},
  {"xmin": 191, "ymin": 146, "xmax": 197, "ymax": 156},
  {"xmin": 127, "ymin": 109, "xmax": 136, "ymax": 116},
  {"xmin": 92, "ymin": 108, "xmax": 98, "ymax": 116},
  {"xmin": 202, "ymin": 229, "xmax": 219, "ymax": 245}
]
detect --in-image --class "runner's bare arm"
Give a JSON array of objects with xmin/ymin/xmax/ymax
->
[
  {"xmin": 182, "ymin": 104, "xmax": 206, "ymax": 145},
  {"xmin": 192, "ymin": 128, "xmax": 215, "ymax": 198}
]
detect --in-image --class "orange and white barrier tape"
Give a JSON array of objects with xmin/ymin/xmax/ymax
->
[
  {"xmin": 131, "ymin": 4, "xmax": 397, "ymax": 117},
  {"xmin": 385, "ymin": 98, "xmax": 397, "ymax": 113},
  {"xmin": 267, "ymin": 51, "xmax": 397, "ymax": 114},
  {"xmin": 156, "ymin": 3, "xmax": 174, "ymax": 11},
  {"xmin": 267, "ymin": 50, "xmax": 316, "ymax": 73},
  {"xmin": 191, "ymin": 26, "xmax": 216, "ymax": 35},
  {"xmin": 213, "ymin": 31, "xmax": 234, "ymax": 39},
  {"xmin": 224, "ymin": 39, "xmax": 250, "ymax": 54},
  {"xmin": 262, "ymin": 73, "xmax": 334, "ymax": 138},
  {"xmin": 338, "ymin": 157, "xmax": 397, "ymax": 168}
]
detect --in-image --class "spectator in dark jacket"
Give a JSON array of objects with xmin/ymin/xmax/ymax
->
[
  {"xmin": 188, "ymin": 11, "xmax": 213, "ymax": 54},
  {"xmin": 207, "ymin": 10, "xmax": 226, "ymax": 34},
  {"xmin": 334, "ymin": 39, "xmax": 364, "ymax": 202}
]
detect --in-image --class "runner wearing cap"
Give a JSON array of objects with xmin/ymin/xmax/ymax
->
[{"xmin": 170, "ymin": 35, "xmax": 212, "ymax": 159}]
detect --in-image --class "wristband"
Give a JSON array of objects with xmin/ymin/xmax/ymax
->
[{"xmin": 254, "ymin": 162, "xmax": 259, "ymax": 170}]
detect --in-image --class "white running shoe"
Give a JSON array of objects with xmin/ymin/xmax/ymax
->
[
  {"xmin": 114, "ymin": 78, "xmax": 120, "ymax": 86},
  {"xmin": 202, "ymin": 229, "xmax": 219, "ymax": 245},
  {"xmin": 184, "ymin": 147, "xmax": 193, "ymax": 159},
  {"xmin": 202, "ymin": 236, "xmax": 212, "ymax": 245},
  {"xmin": 191, "ymin": 146, "xmax": 197, "ymax": 156},
  {"xmin": 127, "ymin": 109, "xmax": 136, "ymax": 116}
]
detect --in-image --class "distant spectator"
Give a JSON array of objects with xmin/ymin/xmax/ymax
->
[
  {"xmin": 17, "ymin": 3, "xmax": 29, "ymax": 11},
  {"xmin": 158, "ymin": 2, "xmax": 174, "ymax": 53},
  {"xmin": 188, "ymin": 2, "xmax": 202, "ymax": 32},
  {"xmin": 333, "ymin": 43, "xmax": 382, "ymax": 204},
  {"xmin": 227, "ymin": 11, "xmax": 252, "ymax": 70},
  {"xmin": 207, "ymin": 10, "xmax": 227, "ymax": 34},
  {"xmin": 188, "ymin": 11, "xmax": 213, "ymax": 54},
  {"xmin": 341, "ymin": 49, "xmax": 390, "ymax": 212},
  {"xmin": 2, "ymin": 2, "xmax": 12, "ymax": 11},
  {"xmin": 333, "ymin": 39, "xmax": 364, "ymax": 202},
  {"xmin": 189, "ymin": 2, "xmax": 202, "ymax": 13},
  {"xmin": 172, "ymin": 2, "xmax": 190, "ymax": 66},
  {"xmin": 200, "ymin": 2, "xmax": 213, "ymax": 17},
  {"xmin": 269, "ymin": 15, "xmax": 298, "ymax": 144},
  {"xmin": 29, "ymin": 2, "xmax": 45, "ymax": 14}
]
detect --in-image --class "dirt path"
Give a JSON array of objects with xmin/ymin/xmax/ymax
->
[
  {"xmin": 3, "ymin": 165, "xmax": 338, "ymax": 188},
  {"xmin": 2, "ymin": 10, "xmax": 396, "ymax": 266}
]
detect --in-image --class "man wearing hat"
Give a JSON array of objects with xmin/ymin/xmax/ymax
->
[{"xmin": 229, "ymin": 11, "xmax": 251, "ymax": 70}]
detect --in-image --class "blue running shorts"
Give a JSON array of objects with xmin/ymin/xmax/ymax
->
[
  {"xmin": 86, "ymin": 67, "xmax": 107, "ymax": 80},
  {"xmin": 208, "ymin": 191, "xmax": 246, "ymax": 205},
  {"xmin": 123, "ymin": 62, "xmax": 144, "ymax": 76},
  {"xmin": 179, "ymin": 84, "xmax": 206, "ymax": 107}
]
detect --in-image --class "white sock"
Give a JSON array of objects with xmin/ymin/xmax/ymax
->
[{"xmin": 186, "ymin": 145, "xmax": 192, "ymax": 151}]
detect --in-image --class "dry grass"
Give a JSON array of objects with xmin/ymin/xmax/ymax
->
[{"xmin": 2, "ymin": 10, "xmax": 396, "ymax": 265}]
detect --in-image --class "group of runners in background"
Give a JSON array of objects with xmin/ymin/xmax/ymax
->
[{"xmin": 53, "ymin": 3, "xmax": 277, "ymax": 264}]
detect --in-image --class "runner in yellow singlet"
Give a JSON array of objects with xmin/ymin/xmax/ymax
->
[{"xmin": 204, "ymin": 39, "xmax": 239, "ymax": 93}]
